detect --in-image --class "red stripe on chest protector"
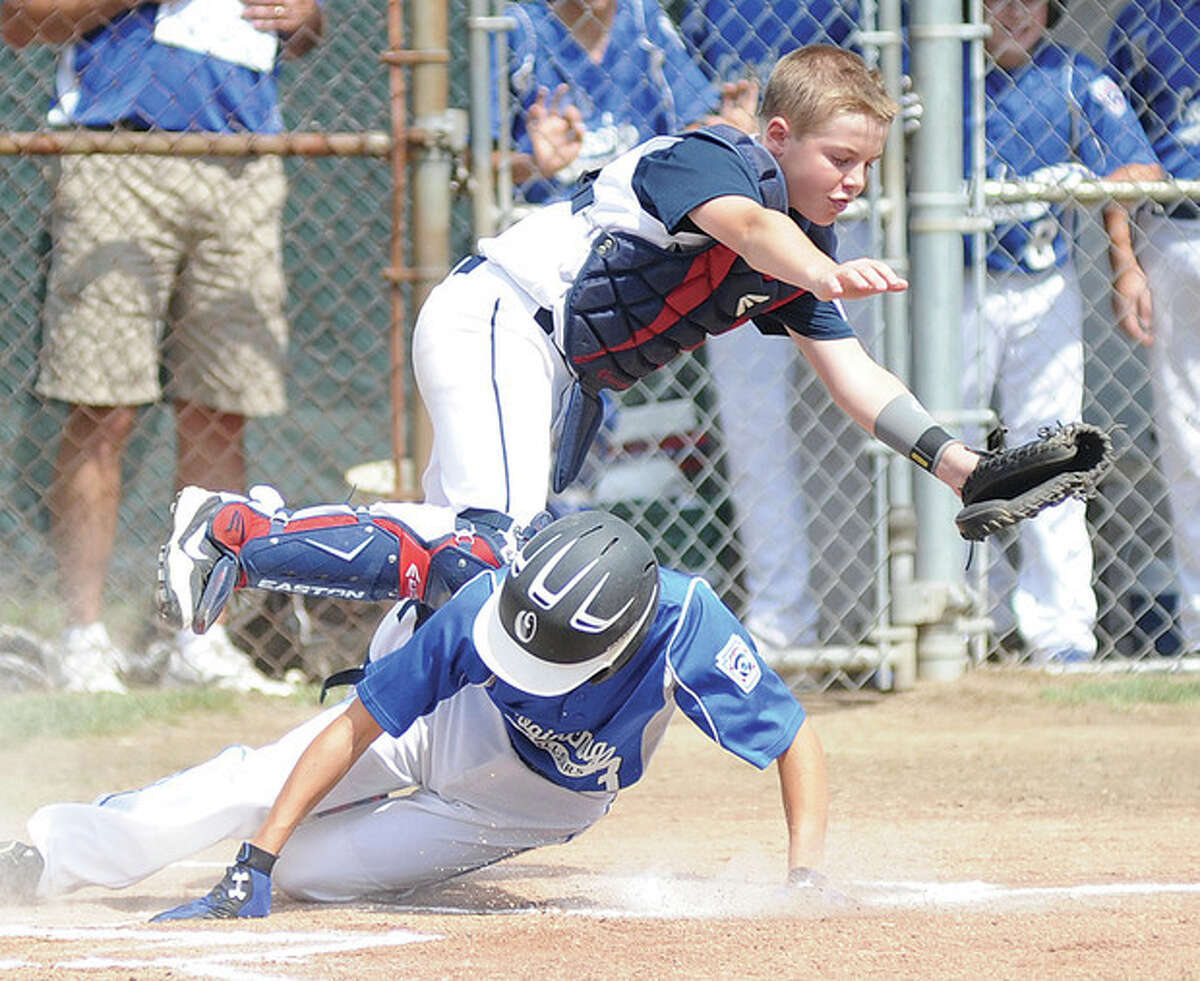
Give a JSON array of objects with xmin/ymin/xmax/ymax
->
[{"xmin": 573, "ymin": 244, "xmax": 808, "ymax": 362}]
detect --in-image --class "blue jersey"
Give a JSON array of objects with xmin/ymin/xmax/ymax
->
[
  {"xmin": 1108, "ymin": 0, "xmax": 1200, "ymax": 180},
  {"xmin": 357, "ymin": 567, "xmax": 806, "ymax": 794},
  {"xmin": 679, "ymin": 0, "xmax": 860, "ymax": 81},
  {"xmin": 966, "ymin": 42, "xmax": 1157, "ymax": 273},
  {"xmin": 46, "ymin": 2, "xmax": 285, "ymax": 133},
  {"xmin": 496, "ymin": 0, "xmax": 719, "ymax": 204}
]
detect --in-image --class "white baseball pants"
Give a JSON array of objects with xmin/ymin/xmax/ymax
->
[
  {"xmin": 28, "ymin": 671, "xmax": 612, "ymax": 901},
  {"xmin": 1140, "ymin": 213, "xmax": 1200, "ymax": 651},
  {"xmin": 962, "ymin": 265, "xmax": 1097, "ymax": 658},
  {"xmin": 706, "ymin": 327, "xmax": 819, "ymax": 647},
  {"xmin": 413, "ymin": 258, "xmax": 574, "ymax": 526}
]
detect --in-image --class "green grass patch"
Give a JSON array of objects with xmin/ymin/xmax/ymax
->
[
  {"xmin": 1041, "ymin": 675, "xmax": 1200, "ymax": 707},
  {"xmin": 0, "ymin": 689, "xmax": 246, "ymax": 745}
]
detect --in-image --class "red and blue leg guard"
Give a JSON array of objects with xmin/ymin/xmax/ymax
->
[{"xmin": 207, "ymin": 502, "xmax": 514, "ymax": 608}]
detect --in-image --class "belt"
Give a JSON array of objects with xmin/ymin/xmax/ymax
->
[
  {"xmin": 452, "ymin": 254, "xmax": 554, "ymax": 335},
  {"xmin": 451, "ymin": 254, "xmax": 486, "ymax": 276}
]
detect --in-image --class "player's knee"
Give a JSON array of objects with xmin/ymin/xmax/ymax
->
[
  {"xmin": 272, "ymin": 852, "xmax": 364, "ymax": 903},
  {"xmin": 210, "ymin": 501, "xmax": 272, "ymax": 552}
]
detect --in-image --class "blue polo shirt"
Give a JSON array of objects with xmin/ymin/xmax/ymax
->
[
  {"xmin": 494, "ymin": 0, "xmax": 720, "ymax": 204},
  {"xmin": 47, "ymin": 2, "xmax": 284, "ymax": 132}
]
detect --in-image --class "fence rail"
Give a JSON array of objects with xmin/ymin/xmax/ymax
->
[{"xmin": 0, "ymin": 0, "xmax": 1192, "ymax": 694}]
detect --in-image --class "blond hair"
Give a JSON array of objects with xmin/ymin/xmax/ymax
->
[{"xmin": 761, "ymin": 45, "xmax": 898, "ymax": 136}]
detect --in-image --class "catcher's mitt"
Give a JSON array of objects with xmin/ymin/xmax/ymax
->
[{"xmin": 955, "ymin": 423, "xmax": 1115, "ymax": 542}]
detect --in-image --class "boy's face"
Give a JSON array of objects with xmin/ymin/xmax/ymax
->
[
  {"xmin": 985, "ymin": 0, "xmax": 1049, "ymax": 68},
  {"xmin": 765, "ymin": 111, "xmax": 888, "ymax": 226}
]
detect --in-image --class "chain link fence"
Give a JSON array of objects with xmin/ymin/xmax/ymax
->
[
  {"xmin": 475, "ymin": 0, "xmax": 1195, "ymax": 687},
  {"xmin": 0, "ymin": 1, "xmax": 401, "ymax": 682},
  {"xmin": 0, "ymin": 0, "xmax": 1193, "ymax": 693}
]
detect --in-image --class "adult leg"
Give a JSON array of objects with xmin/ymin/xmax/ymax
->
[
  {"xmin": 989, "ymin": 270, "xmax": 1096, "ymax": 659},
  {"xmin": 50, "ymin": 405, "xmax": 138, "ymax": 628},
  {"xmin": 158, "ymin": 157, "xmax": 293, "ymax": 690},
  {"xmin": 37, "ymin": 154, "xmax": 180, "ymax": 688},
  {"xmin": 707, "ymin": 328, "xmax": 818, "ymax": 649},
  {"xmin": 175, "ymin": 403, "xmax": 245, "ymax": 493}
]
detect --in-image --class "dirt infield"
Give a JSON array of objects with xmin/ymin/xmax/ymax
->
[{"xmin": 1, "ymin": 670, "xmax": 1197, "ymax": 979}]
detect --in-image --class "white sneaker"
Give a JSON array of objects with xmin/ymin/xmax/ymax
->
[
  {"xmin": 56, "ymin": 623, "xmax": 128, "ymax": 694},
  {"xmin": 163, "ymin": 625, "xmax": 293, "ymax": 697}
]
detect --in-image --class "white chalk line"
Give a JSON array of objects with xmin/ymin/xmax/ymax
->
[
  {"xmin": 2, "ymin": 878, "xmax": 1197, "ymax": 977},
  {"xmin": 0, "ymin": 925, "xmax": 439, "ymax": 980},
  {"xmin": 370, "ymin": 877, "xmax": 1200, "ymax": 919},
  {"xmin": 848, "ymin": 879, "xmax": 1200, "ymax": 907}
]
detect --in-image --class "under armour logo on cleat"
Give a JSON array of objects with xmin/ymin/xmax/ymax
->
[{"xmin": 227, "ymin": 870, "xmax": 251, "ymax": 902}]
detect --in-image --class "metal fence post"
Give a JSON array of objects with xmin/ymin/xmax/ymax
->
[{"xmin": 906, "ymin": 0, "xmax": 973, "ymax": 680}]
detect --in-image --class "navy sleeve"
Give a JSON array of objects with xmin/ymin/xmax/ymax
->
[
  {"xmin": 756, "ymin": 297, "xmax": 855, "ymax": 340},
  {"xmin": 632, "ymin": 132, "xmax": 760, "ymax": 233},
  {"xmin": 755, "ymin": 220, "xmax": 855, "ymax": 339}
]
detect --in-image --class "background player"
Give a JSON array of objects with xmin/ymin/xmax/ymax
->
[
  {"xmin": 0, "ymin": 512, "xmax": 832, "ymax": 912},
  {"xmin": 963, "ymin": 0, "xmax": 1159, "ymax": 663},
  {"xmin": 681, "ymin": 0, "xmax": 864, "ymax": 661},
  {"xmin": 1108, "ymin": 0, "xmax": 1200, "ymax": 661},
  {"xmin": 155, "ymin": 46, "xmax": 983, "ymax": 648},
  {"xmin": 496, "ymin": 0, "xmax": 736, "ymax": 206}
]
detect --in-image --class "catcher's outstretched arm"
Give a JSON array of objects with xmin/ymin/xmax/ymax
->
[{"xmin": 792, "ymin": 334, "xmax": 981, "ymax": 494}]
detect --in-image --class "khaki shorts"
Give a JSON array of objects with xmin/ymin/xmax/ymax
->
[{"xmin": 36, "ymin": 154, "xmax": 289, "ymax": 416}]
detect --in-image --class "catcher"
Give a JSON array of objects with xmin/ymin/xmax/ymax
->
[{"xmin": 1, "ymin": 513, "xmax": 835, "ymax": 913}]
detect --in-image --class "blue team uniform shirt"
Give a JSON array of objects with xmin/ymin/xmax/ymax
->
[
  {"xmin": 356, "ymin": 568, "xmax": 806, "ymax": 794},
  {"xmin": 680, "ymin": 0, "xmax": 860, "ymax": 81},
  {"xmin": 47, "ymin": 3, "xmax": 285, "ymax": 132},
  {"xmin": 966, "ymin": 41, "xmax": 1158, "ymax": 273},
  {"xmin": 495, "ymin": 0, "xmax": 719, "ymax": 204},
  {"xmin": 1108, "ymin": 0, "xmax": 1200, "ymax": 181}
]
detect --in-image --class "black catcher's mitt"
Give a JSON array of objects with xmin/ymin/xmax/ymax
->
[{"xmin": 955, "ymin": 423, "xmax": 1115, "ymax": 542}]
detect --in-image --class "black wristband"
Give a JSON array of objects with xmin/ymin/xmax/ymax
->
[
  {"xmin": 236, "ymin": 841, "xmax": 278, "ymax": 875},
  {"xmin": 910, "ymin": 425, "xmax": 957, "ymax": 473}
]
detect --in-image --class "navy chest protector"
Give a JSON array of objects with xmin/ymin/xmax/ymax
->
[{"xmin": 553, "ymin": 126, "xmax": 801, "ymax": 492}]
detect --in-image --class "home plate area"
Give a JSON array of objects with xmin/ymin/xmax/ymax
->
[{"xmin": 2, "ymin": 873, "xmax": 1197, "ymax": 979}]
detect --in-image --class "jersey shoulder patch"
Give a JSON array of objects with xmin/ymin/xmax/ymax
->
[
  {"xmin": 1088, "ymin": 74, "xmax": 1130, "ymax": 118},
  {"xmin": 714, "ymin": 634, "xmax": 762, "ymax": 694}
]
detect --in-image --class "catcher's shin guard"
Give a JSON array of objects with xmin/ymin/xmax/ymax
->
[{"xmin": 212, "ymin": 502, "xmax": 515, "ymax": 608}]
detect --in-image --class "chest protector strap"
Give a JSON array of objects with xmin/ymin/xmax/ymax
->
[{"xmin": 552, "ymin": 126, "xmax": 789, "ymax": 492}]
